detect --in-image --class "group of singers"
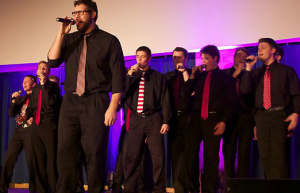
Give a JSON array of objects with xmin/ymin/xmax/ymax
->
[{"xmin": 1, "ymin": 0, "xmax": 299, "ymax": 193}]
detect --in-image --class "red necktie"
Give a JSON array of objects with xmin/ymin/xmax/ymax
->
[
  {"xmin": 173, "ymin": 72, "xmax": 181, "ymax": 109},
  {"xmin": 137, "ymin": 72, "xmax": 145, "ymax": 113},
  {"xmin": 35, "ymin": 89, "xmax": 42, "ymax": 125},
  {"xmin": 76, "ymin": 35, "xmax": 89, "ymax": 96},
  {"xmin": 201, "ymin": 71, "xmax": 212, "ymax": 120},
  {"xmin": 263, "ymin": 66, "xmax": 271, "ymax": 110},
  {"xmin": 236, "ymin": 79, "xmax": 240, "ymax": 97},
  {"xmin": 126, "ymin": 108, "xmax": 131, "ymax": 131}
]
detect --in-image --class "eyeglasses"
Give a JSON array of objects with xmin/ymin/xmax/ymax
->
[{"xmin": 72, "ymin": 10, "xmax": 92, "ymax": 17}]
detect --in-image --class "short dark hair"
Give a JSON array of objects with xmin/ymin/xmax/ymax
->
[
  {"xmin": 258, "ymin": 38, "xmax": 277, "ymax": 54},
  {"xmin": 234, "ymin": 48, "xmax": 250, "ymax": 58},
  {"xmin": 276, "ymin": 46, "xmax": 284, "ymax": 58},
  {"xmin": 173, "ymin": 47, "xmax": 188, "ymax": 59},
  {"xmin": 136, "ymin": 46, "xmax": 152, "ymax": 58},
  {"xmin": 38, "ymin": 60, "xmax": 51, "ymax": 73},
  {"xmin": 74, "ymin": 0, "xmax": 98, "ymax": 22},
  {"xmin": 200, "ymin": 45, "xmax": 220, "ymax": 63},
  {"xmin": 25, "ymin": 75, "xmax": 37, "ymax": 84}
]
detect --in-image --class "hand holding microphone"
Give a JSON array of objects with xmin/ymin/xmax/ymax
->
[
  {"xmin": 128, "ymin": 64, "xmax": 139, "ymax": 76},
  {"xmin": 37, "ymin": 73, "xmax": 47, "ymax": 85},
  {"xmin": 11, "ymin": 90, "xmax": 22, "ymax": 103},
  {"xmin": 57, "ymin": 16, "xmax": 74, "ymax": 36},
  {"xmin": 177, "ymin": 63, "xmax": 186, "ymax": 72},
  {"xmin": 243, "ymin": 56, "xmax": 257, "ymax": 71},
  {"xmin": 190, "ymin": 65, "xmax": 206, "ymax": 79}
]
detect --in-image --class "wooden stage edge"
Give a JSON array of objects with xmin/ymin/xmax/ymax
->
[{"xmin": 9, "ymin": 183, "xmax": 175, "ymax": 192}]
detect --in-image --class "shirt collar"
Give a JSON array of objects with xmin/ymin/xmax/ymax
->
[
  {"xmin": 264, "ymin": 60, "xmax": 278, "ymax": 70},
  {"xmin": 80, "ymin": 25, "xmax": 101, "ymax": 37}
]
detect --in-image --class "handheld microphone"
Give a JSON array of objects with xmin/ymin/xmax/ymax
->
[
  {"xmin": 200, "ymin": 64, "xmax": 207, "ymax": 69},
  {"xmin": 12, "ymin": 90, "xmax": 22, "ymax": 100},
  {"xmin": 241, "ymin": 58, "xmax": 254, "ymax": 63},
  {"xmin": 178, "ymin": 66, "xmax": 185, "ymax": 70},
  {"xmin": 56, "ymin": 17, "xmax": 75, "ymax": 25}
]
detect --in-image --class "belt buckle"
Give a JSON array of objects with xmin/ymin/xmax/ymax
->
[
  {"xmin": 141, "ymin": 112, "xmax": 146, "ymax": 117},
  {"xmin": 265, "ymin": 108, "xmax": 272, "ymax": 112}
]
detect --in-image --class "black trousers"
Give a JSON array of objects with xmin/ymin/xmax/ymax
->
[
  {"xmin": 112, "ymin": 124, "xmax": 127, "ymax": 193},
  {"xmin": 174, "ymin": 113, "xmax": 222, "ymax": 193},
  {"xmin": 254, "ymin": 109, "xmax": 289, "ymax": 179},
  {"xmin": 30, "ymin": 120, "xmax": 58, "ymax": 193},
  {"xmin": 124, "ymin": 113, "xmax": 165, "ymax": 193},
  {"xmin": 113, "ymin": 124, "xmax": 154, "ymax": 193},
  {"xmin": 56, "ymin": 92, "xmax": 110, "ymax": 193},
  {"xmin": 0, "ymin": 126, "xmax": 35, "ymax": 193},
  {"xmin": 168, "ymin": 112, "xmax": 200, "ymax": 192},
  {"xmin": 222, "ymin": 111, "xmax": 254, "ymax": 178}
]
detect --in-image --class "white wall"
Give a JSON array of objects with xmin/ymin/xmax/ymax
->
[{"xmin": 1, "ymin": 0, "xmax": 299, "ymax": 65}]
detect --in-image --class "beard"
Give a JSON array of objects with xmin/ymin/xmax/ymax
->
[{"xmin": 76, "ymin": 18, "xmax": 93, "ymax": 33}]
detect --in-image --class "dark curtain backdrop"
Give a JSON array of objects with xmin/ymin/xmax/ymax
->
[
  {"xmin": 1, "ymin": 44, "xmax": 300, "ymax": 187},
  {"xmin": 0, "ymin": 54, "xmax": 195, "ymax": 186}
]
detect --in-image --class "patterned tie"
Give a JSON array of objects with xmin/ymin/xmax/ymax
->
[
  {"xmin": 236, "ymin": 79, "xmax": 240, "ymax": 97},
  {"xmin": 201, "ymin": 71, "xmax": 212, "ymax": 120},
  {"xmin": 173, "ymin": 72, "xmax": 181, "ymax": 109},
  {"xmin": 263, "ymin": 66, "xmax": 271, "ymax": 110},
  {"xmin": 35, "ymin": 89, "xmax": 42, "ymax": 125},
  {"xmin": 76, "ymin": 35, "xmax": 89, "ymax": 96},
  {"xmin": 137, "ymin": 72, "xmax": 145, "ymax": 113}
]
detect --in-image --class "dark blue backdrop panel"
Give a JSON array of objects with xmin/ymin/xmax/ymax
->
[
  {"xmin": 0, "ymin": 54, "xmax": 195, "ymax": 185},
  {"xmin": 1, "ymin": 45, "xmax": 300, "ymax": 186}
]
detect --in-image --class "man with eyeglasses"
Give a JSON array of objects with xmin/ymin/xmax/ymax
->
[{"xmin": 47, "ymin": 0, "xmax": 126, "ymax": 192}]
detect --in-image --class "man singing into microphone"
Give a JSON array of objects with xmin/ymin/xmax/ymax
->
[
  {"xmin": 17, "ymin": 61, "xmax": 61, "ymax": 193},
  {"xmin": 222, "ymin": 48, "xmax": 255, "ymax": 179},
  {"xmin": 47, "ymin": 0, "xmax": 125, "ymax": 192},
  {"xmin": 0, "ymin": 76, "xmax": 36, "ymax": 193},
  {"xmin": 241, "ymin": 38, "xmax": 300, "ymax": 179},
  {"xmin": 174, "ymin": 45, "xmax": 238, "ymax": 193},
  {"xmin": 165, "ymin": 47, "xmax": 199, "ymax": 192},
  {"xmin": 123, "ymin": 46, "xmax": 171, "ymax": 193}
]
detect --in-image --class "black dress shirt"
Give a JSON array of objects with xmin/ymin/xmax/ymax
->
[
  {"xmin": 9, "ymin": 94, "xmax": 31, "ymax": 117},
  {"xmin": 240, "ymin": 61, "xmax": 300, "ymax": 114},
  {"xmin": 26, "ymin": 80, "xmax": 61, "ymax": 123},
  {"xmin": 165, "ymin": 69, "xmax": 194, "ymax": 112},
  {"xmin": 182, "ymin": 67, "xmax": 238, "ymax": 122},
  {"xmin": 123, "ymin": 67, "xmax": 172, "ymax": 124},
  {"xmin": 48, "ymin": 25, "xmax": 125, "ymax": 94},
  {"xmin": 223, "ymin": 66, "xmax": 255, "ymax": 111}
]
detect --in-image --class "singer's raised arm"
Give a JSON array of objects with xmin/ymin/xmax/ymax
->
[{"xmin": 47, "ymin": 34, "xmax": 67, "ymax": 68}]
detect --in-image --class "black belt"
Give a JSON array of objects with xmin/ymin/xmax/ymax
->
[
  {"xmin": 258, "ymin": 106, "xmax": 285, "ymax": 112},
  {"xmin": 131, "ymin": 110, "xmax": 159, "ymax": 118},
  {"xmin": 176, "ymin": 110, "xmax": 191, "ymax": 115},
  {"xmin": 192, "ymin": 110, "xmax": 218, "ymax": 114},
  {"xmin": 71, "ymin": 91, "xmax": 108, "ymax": 97}
]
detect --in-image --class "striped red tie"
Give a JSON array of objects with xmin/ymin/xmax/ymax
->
[
  {"xmin": 201, "ymin": 71, "xmax": 212, "ymax": 120},
  {"xmin": 137, "ymin": 72, "xmax": 145, "ymax": 113},
  {"xmin": 263, "ymin": 66, "xmax": 271, "ymax": 110}
]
